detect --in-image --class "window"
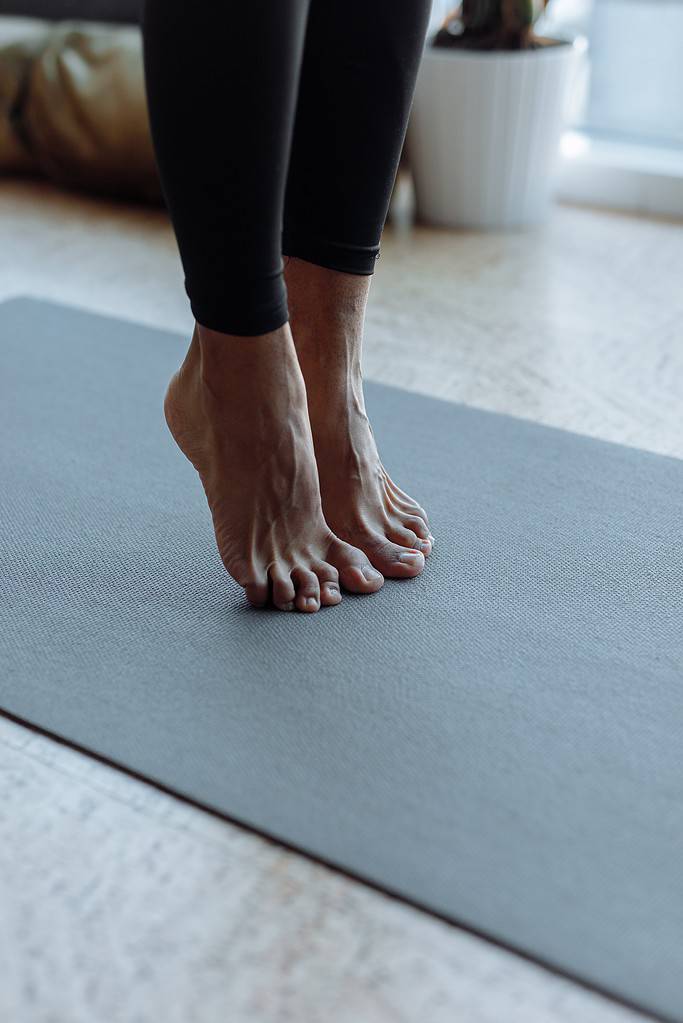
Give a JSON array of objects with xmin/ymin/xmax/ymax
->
[{"xmin": 544, "ymin": 0, "xmax": 683, "ymax": 215}]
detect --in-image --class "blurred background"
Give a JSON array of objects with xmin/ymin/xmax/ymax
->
[{"xmin": 2, "ymin": 0, "xmax": 682, "ymax": 217}]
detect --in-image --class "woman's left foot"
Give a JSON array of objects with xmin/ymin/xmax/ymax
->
[{"xmin": 285, "ymin": 257, "xmax": 433, "ymax": 579}]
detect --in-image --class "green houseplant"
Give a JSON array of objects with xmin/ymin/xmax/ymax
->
[
  {"xmin": 405, "ymin": 0, "xmax": 579, "ymax": 228},
  {"xmin": 433, "ymin": 0, "xmax": 549, "ymax": 51}
]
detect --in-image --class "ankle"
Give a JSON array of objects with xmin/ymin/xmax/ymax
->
[
  {"xmin": 197, "ymin": 319, "xmax": 287, "ymax": 362},
  {"xmin": 194, "ymin": 319, "xmax": 299, "ymax": 393},
  {"xmin": 285, "ymin": 258, "xmax": 371, "ymax": 334}
]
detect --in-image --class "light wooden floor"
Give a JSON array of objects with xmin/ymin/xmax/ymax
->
[{"xmin": 2, "ymin": 177, "xmax": 681, "ymax": 1023}]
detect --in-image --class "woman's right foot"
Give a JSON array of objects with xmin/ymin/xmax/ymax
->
[{"xmin": 163, "ymin": 321, "xmax": 385, "ymax": 612}]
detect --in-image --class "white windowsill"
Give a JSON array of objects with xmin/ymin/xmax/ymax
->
[{"xmin": 556, "ymin": 130, "xmax": 683, "ymax": 219}]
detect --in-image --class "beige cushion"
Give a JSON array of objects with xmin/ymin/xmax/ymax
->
[
  {"xmin": 0, "ymin": 18, "xmax": 50, "ymax": 173},
  {"xmin": 0, "ymin": 18, "xmax": 161, "ymax": 202}
]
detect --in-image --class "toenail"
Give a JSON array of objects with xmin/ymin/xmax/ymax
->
[
  {"xmin": 362, "ymin": 566, "xmax": 383, "ymax": 582},
  {"xmin": 399, "ymin": 551, "xmax": 423, "ymax": 564},
  {"xmin": 416, "ymin": 540, "xmax": 430, "ymax": 552},
  {"xmin": 326, "ymin": 584, "xmax": 339, "ymax": 595},
  {"xmin": 280, "ymin": 601, "xmax": 294, "ymax": 611},
  {"xmin": 305, "ymin": 596, "xmax": 318, "ymax": 609}
]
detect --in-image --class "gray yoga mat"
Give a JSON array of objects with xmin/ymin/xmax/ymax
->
[{"xmin": 1, "ymin": 296, "xmax": 682, "ymax": 1022}]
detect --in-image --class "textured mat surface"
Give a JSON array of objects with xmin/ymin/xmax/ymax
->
[{"xmin": 1, "ymin": 297, "xmax": 682, "ymax": 1022}]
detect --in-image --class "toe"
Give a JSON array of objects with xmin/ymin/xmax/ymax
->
[
  {"xmin": 365, "ymin": 536, "xmax": 425, "ymax": 578},
  {"xmin": 416, "ymin": 537, "xmax": 433, "ymax": 556},
  {"xmin": 320, "ymin": 580, "xmax": 342, "ymax": 606},
  {"xmin": 312, "ymin": 562, "xmax": 342, "ymax": 606},
  {"xmin": 402, "ymin": 514, "xmax": 431, "ymax": 541},
  {"xmin": 291, "ymin": 567, "xmax": 321, "ymax": 613},
  {"xmin": 387, "ymin": 526, "xmax": 432, "ymax": 557},
  {"xmin": 326, "ymin": 539, "xmax": 384, "ymax": 594},
  {"xmin": 339, "ymin": 563, "xmax": 385, "ymax": 594},
  {"xmin": 269, "ymin": 569, "xmax": 296, "ymax": 611},
  {"xmin": 232, "ymin": 561, "xmax": 269, "ymax": 607},
  {"xmin": 243, "ymin": 578, "xmax": 269, "ymax": 607}
]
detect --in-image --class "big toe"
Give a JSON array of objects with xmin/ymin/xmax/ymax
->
[
  {"xmin": 327, "ymin": 539, "xmax": 384, "ymax": 594},
  {"xmin": 365, "ymin": 535, "xmax": 425, "ymax": 578}
]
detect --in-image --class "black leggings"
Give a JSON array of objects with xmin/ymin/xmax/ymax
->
[{"xmin": 141, "ymin": 0, "xmax": 432, "ymax": 337}]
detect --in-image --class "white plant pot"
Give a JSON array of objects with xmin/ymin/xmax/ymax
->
[{"xmin": 405, "ymin": 37, "xmax": 581, "ymax": 229}]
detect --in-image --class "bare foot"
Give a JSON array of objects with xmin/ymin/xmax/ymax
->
[
  {"xmin": 163, "ymin": 321, "xmax": 385, "ymax": 611},
  {"xmin": 284, "ymin": 257, "xmax": 433, "ymax": 580}
]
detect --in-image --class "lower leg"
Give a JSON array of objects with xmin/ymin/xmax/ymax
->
[
  {"xmin": 285, "ymin": 256, "xmax": 434, "ymax": 579},
  {"xmin": 142, "ymin": 0, "xmax": 387, "ymax": 610},
  {"xmin": 281, "ymin": 0, "xmax": 433, "ymax": 576}
]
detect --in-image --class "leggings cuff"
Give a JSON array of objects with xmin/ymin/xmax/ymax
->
[
  {"xmin": 186, "ymin": 273, "xmax": 289, "ymax": 337},
  {"xmin": 282, "ymin": 227, "xmax": 379, "ymax": 276}
]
